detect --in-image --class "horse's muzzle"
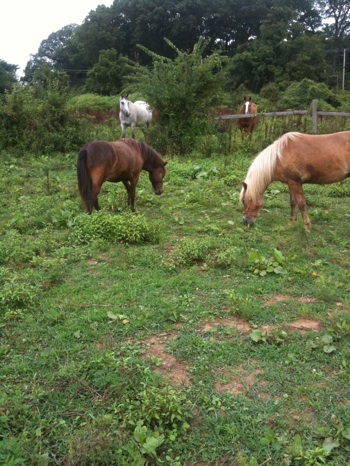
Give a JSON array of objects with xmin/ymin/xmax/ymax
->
[
  {"xmin": 154, "ymin": 188, "xmax": 163, "ymax": 195},
  {"xmin": 242, "ymin": 215, "xmax": 255, "ymax": 227}
]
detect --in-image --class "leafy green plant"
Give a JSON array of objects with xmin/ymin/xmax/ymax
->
[
  {"xmin": 0, "ymin": 273, "xmax": 37, "ymax": 312},
  {"xmin": 249, "ymin": 328, "xmax": 288, "ymax": 344},
  {"xmin": 248, "ymin": 248, "xmax": 288, "ymax": 276},
  {"xmin": 164, "ymin": 237, "xmax": 210, "ymax": 269},
  {"xmin": 126, "ymin": 384, "xmax": 192, "ymax": 435},
  {"xmin": 71, "ymin": 211, "xmax": 160, "ymax": 244},
  {"xmin": 133, "ymin": 421, "xmax": 165, "ymax": 458},
  {"xmin": 308, "ymin": 334, "xmax": 337, "ymax": 353},
  {"xmin": 211, "ymin": 245, "xmax": 238, "ymax": 268}
]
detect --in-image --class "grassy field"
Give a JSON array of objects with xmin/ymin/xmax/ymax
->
[{"xmin": 1, "ymin": 126, "xmax": 350, "ymax": 465}]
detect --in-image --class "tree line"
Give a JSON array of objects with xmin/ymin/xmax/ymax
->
[{"xmin": 1, "ymin": 0, "xmax": 350, "ymax": 95}]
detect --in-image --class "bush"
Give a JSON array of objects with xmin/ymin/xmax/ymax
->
[
  {"xmin": 71, "ymin": 211, "xmax": 161, "ymax": 245},
  {"xmin": 278, "ymin": 79, "xmax": 341, "ymax": 109},
  {"xmin": 128, "ymin": 38, "xmax": 227, "ymax": 154},
  {"xmin": 0, "ymin": 79, "xmax": 87, "ymax": 153}
]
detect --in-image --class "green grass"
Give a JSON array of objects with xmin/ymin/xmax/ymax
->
[{"xmin": 1, "ymin": 130, "xmax": 350, "ymax": 465}]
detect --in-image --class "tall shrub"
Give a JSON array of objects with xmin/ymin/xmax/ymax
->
[
  {"xmin": 129, "ymin": 39, "xmax": 227, "ymax": 154},
  {"xmin": 0, "ymin": 77, "xmax": 87, "ymax": 154}
]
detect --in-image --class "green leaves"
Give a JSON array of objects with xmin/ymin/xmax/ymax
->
[
  {"xmin": 71, "ymin": 211, "xmax": 160, "ymax": 245},
  {"xmin": 309, "ymin": 334, "xmax": 337, "ymax": 354},
  {"xmin": 134, "ymin": 421, "xmax": 164, "ymax": 457},
  {"xmin": 248, "ymin": 248, "xmax": 288, "ymax": 276},
  {"xmin": 250, "ymin": 328, "xmax": 287, "ymax": 344}
]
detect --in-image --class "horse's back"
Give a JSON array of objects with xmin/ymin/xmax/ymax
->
[
  {"xmin": 134, "ymin": 101, "xmax": 152, "ymax": 123},
  {"xmin": 276, "ymin": 131, "xmax": 350, "ymax": 184},
  {"xmin": 83, "ymin": 139, "xmax": 144, "ymax": 182}
]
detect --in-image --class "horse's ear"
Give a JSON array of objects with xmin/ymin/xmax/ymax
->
[{"xmin": 242, "ymin": 181, "xmax": 248, "ymax": 191}]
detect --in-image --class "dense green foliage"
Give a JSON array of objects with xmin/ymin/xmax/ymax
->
[
  {"xmin": 127, "ymin": 39, "xmax": 227, "ymax": 153},
  {"xmin": 0, "ymin": 60, "xmax": 17, "ymax": 94},
  {"xmin": 0, "ymin": 77, "xmax": 88, "ymax": 154},
  {"xmin": 0, "ymin": 0, "xmax": 346, "ymax": 93}
]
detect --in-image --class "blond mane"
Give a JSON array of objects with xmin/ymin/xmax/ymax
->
[{"xmin": 241, "ymin": 132, "xmax": 302, "ymax": 202}]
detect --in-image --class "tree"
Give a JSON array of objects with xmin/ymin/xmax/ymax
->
[
  {"xmin": 22, "ymin": 24, "xmax": 85, "ymax": 87},
  {"xmin": 0, "ymin": 60, "xmax": 18, "ymax": 94},
  {"xmin": 228, "ymin": 7, "xmax": 329, "ymax": 92},
  {"xmin": 130, "ymin": 38, "xmax": 227, "ymax": 153},
  {"xmin": 85, "ymin": 49, "xmax": 139, "ymax": 95},
  {"xmin": 318, "ymin": 0, "xmax": 350, "ymax": 42}
]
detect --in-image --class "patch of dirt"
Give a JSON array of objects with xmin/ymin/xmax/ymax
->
[
  {"xmin": 215, "ymin": 365, "xmax": 265, "ymax": 396},
  {"xmin": 143, "ymin": 335, "xmax": 190, "ymax": 387},
  {"xmin": 264, "ymin": 294, "xmax": 318, "ymax": 306},
  {"xmin": 201, "ymin": 316, "xmax": 252, "ymax": 333},
  {"xmin": 285, "ymin": 318, "xmax": 323, "ymax": 333},
  {"xmin": 264, "ymin": 294, "xmax": 291, "ymax": 305},
  {"xmin": 140, "ymin": 314, "xmax": 322, "ymax": 390}
]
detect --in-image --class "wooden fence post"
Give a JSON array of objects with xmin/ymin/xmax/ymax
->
[{"xmin": 311, "ymin": 99, "xmax": 318, "ymax": 134}]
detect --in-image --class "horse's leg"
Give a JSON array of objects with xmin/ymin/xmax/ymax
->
[
  {"xmin": 131, "ymin": 122, "xmax": 136, "ymax": 139},
  {"xmin": 121, "ymin": 123, "xmax": 127, "ymax": 138},
  {"xmin": 94, "ymin": 198, "xmax": 100, "ymax": 211},
  {"xmin": 287, "ymin": 182, "xmax": 298, "ymax": 221},
  {"xmin": 123, "ymin": 176, "xmax": 139, "ymax": 211},
  {"xmin": 122, "ymin": 180, "xmax": 136, "ymax": 211},
  {"xmin": 89, "ymin": 180, "xmax": 102, "ymax": 214},
  {"xmin": 288, "ymin": 181, "xmax": 311, "ymax": 231}
]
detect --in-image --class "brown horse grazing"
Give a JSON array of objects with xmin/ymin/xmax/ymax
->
[
  {"xmin": 240, "ymin": 131, "xmax": 350, "ymax": 232},
  {"xmin": 238, "ymin": 97, "xmax": 258, "ymax": 136},
  {"xmin": 77, "ymin": 139, "xmax": 167, "ymax": 213}
]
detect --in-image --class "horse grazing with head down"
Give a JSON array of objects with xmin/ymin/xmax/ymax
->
[
  {"xmin": 238, "ymin": 97, "xmax": 258, "ymax": 136},
  {"xmin": 119, "ymin": 94, "xmax": 153, "ymax": 139},
  {"xmin": 240, "ymin": 131, "xmax": 350, "ymax": 232},
  {"xmin": 77, "ymin": 139, "xmax": 167, "ymax": 214}
]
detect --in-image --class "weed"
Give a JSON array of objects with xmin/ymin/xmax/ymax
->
[
  {"xmin": 248, "ymin": 248, "xmax": 289, "ymax": 276},
  {"xmin": 70, "ymin": 211, "xmax": 160, "ymax": 244},
  {"xmin": 163, "ymin": 237, "xmax": 211, "ymax": 269}
]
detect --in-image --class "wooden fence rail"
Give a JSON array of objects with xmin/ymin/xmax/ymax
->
[{"xmin": 214, "ymin": 100, "xmax": 350, "ymax": 134}]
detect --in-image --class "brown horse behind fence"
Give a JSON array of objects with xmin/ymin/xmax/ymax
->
[
  {"xmin": 238, "ymin": 97, "xmax": 258, "ymax": 135},
  {"xmin": 77, "ymin": 139, "xmax": 167, "ymax": 213},
  {"xmin": 240, "ymin": 131, "xmax": 350, "ymax": 232}
]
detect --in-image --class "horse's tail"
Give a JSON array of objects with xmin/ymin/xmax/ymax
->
[{"xmin": 77, "ymin": 149, "xmax": 93, "ymax": 213}]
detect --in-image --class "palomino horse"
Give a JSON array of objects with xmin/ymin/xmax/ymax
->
[
  {"xmin": 77, "ymin": 139, "xmax": 167, "ymax": 213},
  {"xmin": 240, "ymin": 131, "xmax": 350, "ymax": 231},
  {"xmin": 119, "ymin": 94, "xmax": 152, "ymax": 139},
  {"xmin": 238, "ymin": 97, "xmax": 258, "ymax": 136}
]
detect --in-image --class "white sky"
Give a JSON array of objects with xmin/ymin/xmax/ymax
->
[{"xmin": 1, "ymin": 0, "xmax": 114, "ymax": 78}]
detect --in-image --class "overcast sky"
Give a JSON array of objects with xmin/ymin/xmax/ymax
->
[{"xmin": 1, "ymin": 0, "xmax": 113, "ymax": 78}]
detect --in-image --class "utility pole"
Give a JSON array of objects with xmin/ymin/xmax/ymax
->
[{"xmin": 342, "ymin": 48, "xmax": 346, "ymax": 91}]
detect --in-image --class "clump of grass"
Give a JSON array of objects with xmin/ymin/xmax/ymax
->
[
  {"xmin": 0, "ymin": 268, "xmax": 38, "ymax": 313},
  {"xmin": 70, "ymin": 211, "xmax": 161, "ymax": 245},
  {"xmin": 163, "ymin": 237, "xmax": 211, "ymax": 269}
]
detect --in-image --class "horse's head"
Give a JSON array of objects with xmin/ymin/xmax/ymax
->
[
  {"xmin": 240, "ymin": 181, "xmax": 263, "ymax": 227},
  {"xmin": 149, "ymin": 162, "xmax": 167, "ymax": 195},
  {"xmin": 120, "ymin": 95, "xmax": 130, "ymax": 117},
  {"xmin": 241, "ymin": 96, "xmax": 254, "ymax": 114}
]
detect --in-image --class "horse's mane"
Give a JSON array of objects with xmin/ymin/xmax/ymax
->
[
  {"xmin": 242, "ymin": 132, "xmax": 302, "ymax": 201},
  {"xmin": 138, "ymin": 141, "xmax": 164, "ymax": 167}
]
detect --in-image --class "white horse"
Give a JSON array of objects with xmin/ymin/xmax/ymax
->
[{"xmin": 119, "ymin": 94, "xmax": 153, "ymax": 139}]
